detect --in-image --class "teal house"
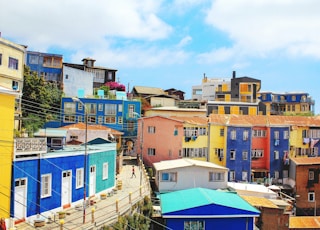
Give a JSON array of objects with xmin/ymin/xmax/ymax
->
[{"xmin": 160, "ymin": 188, "xmax": 260, "ymax": 230}]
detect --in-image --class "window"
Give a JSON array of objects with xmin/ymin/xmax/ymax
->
[
  {"xmin": 86, "ymin": 103, "xmax": 96, "ymax": 114},
  {"xmin": 88, "ymin": 115, "xmax": 96, "ymax": 124},
  {"xmin": 230, "ymin": 150, "xmax": 236, "ymax": 160},
  {"xmin": 105, "ymin": 104, "xmax": 116, "ymax": 115},
  {"xmin": 283, "ymin": 170, "xmax": 288, "ymax": 178},
  {"xmin": 308, "ymin": 192, "xmax": 315, "ymax": 202},
  {"xmin": 242, "ymin": 151, "xmax": 248, "ymax": 160},
  {"xmin": 230, "ymin": 171, "xmax": 235, "ymax": 181},
  {"xmin": 29, "ymin": 55, "xmax": 39, "ymax": 64},
  {"xmin": 127, "ymin": 121, "xmax": 134, "ymax": 131},
  {"xmin": 70, "ymin": 135, "xmax": 78, "ymax": 140},
  {"xmin": 292, "ymin": 95, "xmax": 296, "ymax": 101},
  {"xmin": 274, "ymin": 171, "xmax": 279, "ymax": 179},
  {"xmin": 127, "ymin": 105, "xmax": 135, "ymax": 118},
  {"xmin": 148, "ymin": 126, "xmax": 156, "ymax": 133},
  {"xmin": 230, "ymin": 130, "xmax": 236, "ymax": 140},
  {"xmin": 98, "ymin": 103, "xmax": 103, "ymax": 111},
  {"xmin": 309, "ymin": 170, "xmax": 315, "ymax": 180},
  {"xmin": 118, "ymin": 104, "xmax": 123, "ymax": 112},
  {"xmin": 41, "ymin": 174, "xmax": 52, "ymax": 198},
  {"xmin": 98, "ymin": 116, "xmax": 103, "ymax": 124},
  {"xmin": 8, "ymin": 57, "xmax": 18, "ymax": 69},
  {"xmin": 148, "ymin": 148, "xmax": 156, "ymax": 156},
  {"xmin": 274, "ymin": 131, "xmax": 279, "ymax": 140},
  {"xmin": 209, "ymin": 172, "xmax": 224, "ymax": 181},
  {"xmin": 78, "ymin": 115, "xmax": 84, "ymax": 123},
  {"xmin": 184, "ymin": 220, "xmax": 204, "ymax": 230},
  {"xmin": 64, "ymin": 115, "xmax": 76, "ymax": 122},
  {"xmin": 220, "ymin": 128, "xmax": 224, "ymax": 137},
  {"xmin": 242, "ymin": 171, "xmax": 248, "ymax": 181},
  {"xmin": 64, "ymin": 102, "xmax": 76, "ymax": 114},
  {"xmin": 0, "ymin": 53, "xmax": 2, "ymax": 65},
  {"xmin": 12, "ymin": 81, "xmax": 19, "ymax": 90},
  {"xmin": 274, "ymin": 151, "xmax": 279, "ymax": 160},
  {"xmin": 284, "ymin": 130, "xmax": 289, "ymax": 139},
  {"xmin": 215, "ymin": 148, "xmax": 224, "ymax": 158},
  {"xmin": 51, "ymin": 138, "xmax": 63, "ymax": 147},
  {"xmin": 251, "ymin": 149, "xmax": 264, "ymax": 158},
  {"xmin": 161, "ymin": 172, "xmax": 177, "ymax": 182},
  {"xmin": 118, "ymin": 117, "xmax": 123, "ymax": 124},
  {"xmin": 104, "ymin": 116, "xmax": 116, "ymax": 124},
  {"xmin": 76, "ymin": 168, "xmax": 84, "ymax": 189},
  {"xmin": 252, "ymin": 129, "xmax": 266, "ymax": 137},
  {"xmin": 243, "ymin": 130, "xmax": 249, "ymax": 140},
  {"xmin": 103, "ymin": 163, "xmax": 108, "ymax": 180}
]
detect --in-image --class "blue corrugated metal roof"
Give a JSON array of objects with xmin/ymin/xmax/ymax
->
[{"xmin": 160, "ymin": 187, "xmax": 259, "ymax": 215}]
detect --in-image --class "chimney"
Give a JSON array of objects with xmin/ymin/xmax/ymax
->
[{"xmin": 232, "ymin": 71, "xmax": 236, "ymax": 79}]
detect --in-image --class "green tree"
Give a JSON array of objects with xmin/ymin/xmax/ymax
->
[{"xmin": 21, "ymin": 65, "xmax": 63, "ymax": 134}]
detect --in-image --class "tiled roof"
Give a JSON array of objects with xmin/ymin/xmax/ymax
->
[
  {"xmin": 289, "ymin": 216, "xmax": 320, "ymax": 229},
  {"xmin": 290, "ymin": 157, "xmax": 320, "ymax": 165},
  {"xmin": 241, "ymin": 195, "xmax": 279, "ymax": 209},
  {"xmin": 209, "ymin": 114, "xmax": 320, "ymax": 127},
  {"xmin": 169, "ymin": 116, "xmax": 209, "ymax": 125},
  {"xmin": 160, "ymin": 187, "xmax": 260, "ymax": 215},
  {"xmin": 154, "ymin": 158, "xmax": 227, "ymax": 171},
  {"xmin": 133, "ymin": 86, "xmax": 165, "ymax": 95},
  {"xmin": 60, "ymin": 123, "xmax": 123, "ymax": 135}
]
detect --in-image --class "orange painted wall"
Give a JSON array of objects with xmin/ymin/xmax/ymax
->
[{"xmin": 251, "ymin": 127, "xmax": 270, "ymax": 170}]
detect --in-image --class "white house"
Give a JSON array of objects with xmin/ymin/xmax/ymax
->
[{"xmin": 153, "ymin": 158, "xmax": 228, "ymax": 193}]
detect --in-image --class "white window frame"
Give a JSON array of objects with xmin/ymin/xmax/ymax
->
[
  {"xmin": 148, "ymin": 126, "xmax": 156, "ymax": 133},
  {"xmin": 274, "ymin": 171, "xmax": 279, "ymax": 179},
  {"xmin": 231, "ymin": 130, "xmax": 236, "ymax": 140},
  {"xmin": 242, "ymin": 171, "xmax": 248, "ymax": 181},
  {"xmin": 76, "ymin": 168, "xmax": 84, "ymax": 189},
  {"xmin": 103, "ymin": 163, "xmax": 108, "ymax": 180},
  {"xmin": 309, "ymin": 170, "xmax": 315, "ymax": 180},
  {"xmin": 230, "ymin": 150, "xmax": 236, "ymax": 160},
  {"xmin": 274, "ymin": 150, "xmax": 279, "ymax": 160},
  {"xmin": 41, "ymin": 174, "xmax": 52, "ymax": 198},
  {"xmin": 242, "ymin": 151, "xmax": 248, "ymax": 160},
  {"xmin": 284, "ymin": 130, "xmax": 289, "ymax": 139},
  {"xmin": 230, "ymin": 171, "xmax": 235, "ymax": 181},
  {"xmin": 161, "ymin": 172, "xmax": 177, "ymax": 182},
  {"xmin": 243, "ymin": 130, "xmax": 249, "ymax": 141},
  {"xmin": 209, "ymin": 172, "xmax": 224, "ymax": 182},
  {"xmin": 308, "ymin": 192, "xmax": 315, "ymax": 202}
]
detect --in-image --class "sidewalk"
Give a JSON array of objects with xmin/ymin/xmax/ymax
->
[{"xmin": 15, "ymin": 162, "xmax": 151, "ymax": 230}]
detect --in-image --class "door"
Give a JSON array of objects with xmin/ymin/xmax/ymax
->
[
  {"xmin": 61, "ymin": 171, "xmax": 72, "ymax": 207},
  {"xmin": 14, "ymin": 178, "xmax": 27, "ymax": 220},
  {"xmin": 89, "ymin": 165, "xmax": 96, "ymax": 196}
]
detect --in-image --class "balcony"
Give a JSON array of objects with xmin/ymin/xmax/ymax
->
[{"xmin": 14, "ymin": 138, "xmax": 47, "ymax": 159}]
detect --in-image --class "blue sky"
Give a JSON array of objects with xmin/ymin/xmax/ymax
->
[{"xmin": 1, "ymin": 0, "xmax": 319, "ymax": 114}]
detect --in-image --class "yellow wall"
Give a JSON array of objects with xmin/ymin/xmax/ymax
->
[
  {"xmin": 0, "ymin": 93, "xmax": 16, "ymax": 218},
  {"xmin": 0, "ymin": 37, "xmax": 25, "ymax": 89},
  {"xmin": 208, "ymin": 124, "xmax": 226, "ymax": 166},
  {"xmin": 249, "ymin": 107, "xmax": 257, "ymax": 115},
  {"xmin": 289, "ymin": 126, "xmax": 309, "ymax": 157}
]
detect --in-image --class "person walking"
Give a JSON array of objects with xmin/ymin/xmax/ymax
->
[
  {"xmin": 0, "ymin": 218, "xmax": 6, "ymax": 230},
  {"xmin": 131, "ymin": 165, "xmax": 136, "ymax": 178}
]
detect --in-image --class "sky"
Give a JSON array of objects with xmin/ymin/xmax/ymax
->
[{"xmin": 1, "ymin": 0, "xmax": 319, "ymax": 114}]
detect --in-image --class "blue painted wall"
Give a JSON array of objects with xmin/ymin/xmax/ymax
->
[
  {"xmin": 226, "ymin": 127, "xmax": 252, "ymax": 182},
  {"xmin": 269, "ymin": 127, "xmax": 290, "ymax": 179},
  {"xmin": 165, "ymin": 217, "xmax": 255, "ymax": 230},
  {"xmin": 26, "ymin": 52, "xmax": 62, "ymax": 78},
  {"xmin": 59, "ymin": 97, "xmax": 141, "ymax": 138}
]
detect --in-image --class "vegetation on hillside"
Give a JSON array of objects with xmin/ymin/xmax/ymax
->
[{"xmin": 20, "ymin": 65, "xmax": 63, "ymax": 134}]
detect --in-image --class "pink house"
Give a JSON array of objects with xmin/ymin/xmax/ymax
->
[{"xmin": 136, "ymin": 116, "xmax": 208, "ymax": 168}]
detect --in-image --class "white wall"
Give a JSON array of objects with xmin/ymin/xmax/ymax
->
[
  {"xmin": 63, "ymin": 66, "xmax": 94, "ymax": 97},
  {"xmin": 157, "ymin": 166, "xmax": 228, "ymax": 192}
]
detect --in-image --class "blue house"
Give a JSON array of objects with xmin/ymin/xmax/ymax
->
[
  {"xmin": 226, "ymin": 126, "xmax": 252, "ymax": 182},
  {"xmin": 26, "ymin": 51, "xmax": 63, "ymax": 87},
  {"xmin": 11, "ymin": 138, "xmax": 116, "ymax": 221},
  {"xmin": 160, "ymin": 187, "xmax": 260, "ymax": 230},
  {"xmin": 59, "ymin": 97, "xmax": 141, "ymax": 149}
]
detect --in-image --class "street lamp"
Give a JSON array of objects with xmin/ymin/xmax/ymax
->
[
  {"xmin": 133, "ymin": 112, "xmax": 143, "ymax": 186},
  {"xmin": 72, "ymin": 97, "xmax": 88, "ymax": 224}
]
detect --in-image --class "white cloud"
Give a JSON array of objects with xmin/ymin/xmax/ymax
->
[
  {"xmin": 0, "ymin": 0, "xmax": 172, "ymax": 51},
  {"xmin": 177, "ymin": 36, "xmax": 192, "ymax": 48},
  {"xmin": 204, "ymin": 0, "xmax": 320, "ymax": 58}
]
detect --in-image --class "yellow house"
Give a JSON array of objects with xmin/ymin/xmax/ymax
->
[{"xmin": 0, "ymin": 87, "xmax": 20, "ymax": 219}]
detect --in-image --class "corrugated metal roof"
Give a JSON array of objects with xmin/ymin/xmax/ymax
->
[
  {"xmin": 133, "ymin": 86, "xmax": 165, "ymax": 95},
  {"xmin": 160, "ymin": 187, "xmax": 260, "ymax": 215},
  {"xmin": 154, "ymin": 158, "xmax": 228, "ymax": 171},
  {"xmin": 34, "ymin": 128, "xmax": 67, "ymax": 137},
  {"xmin": 289, "ymin": 216, "xmax": 320, "ymax": 229},
  {"xmin": 241, "ymin": 195, "xmax": 279, "ymax": 209},
  {"xmin": 290, "ymin": 157, "xmax": 320, "ymax": 165}
]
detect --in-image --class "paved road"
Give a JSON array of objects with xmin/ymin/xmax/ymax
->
[{"xmin": 15, "ymin": 163, "xmax": 151, "ymax": 230}]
